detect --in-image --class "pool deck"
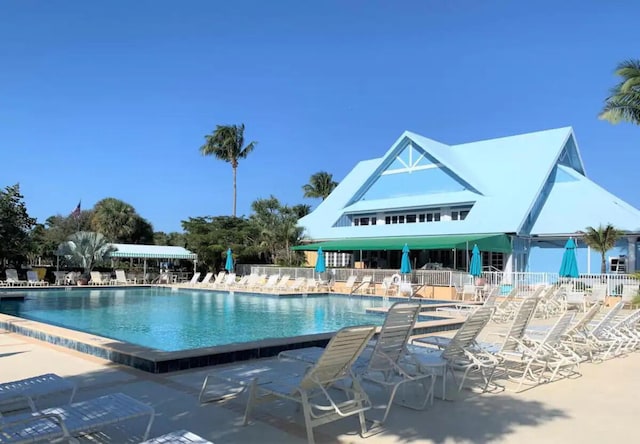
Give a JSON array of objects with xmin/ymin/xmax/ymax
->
[{"xmin": 2, "ymin": 312, "xmax": 638, "ymax": 443}]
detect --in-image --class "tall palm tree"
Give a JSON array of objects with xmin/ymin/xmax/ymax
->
[
  {"xmin": 302, "ymin": 171, "xmax": 338, "ymax": 200},
  {"xmin": 90, "ymin": 198, "xmax": 138, "ymax": 242},
  {"xmin": 599, "ymin": 59, "xmax": 640, "ymax": 125},
  {"xmin": 200, "ymin": 124, "xmax": 257, "ymax": 216},
  {"xmin": 581, "ymin": 224, "xmax": 624, "ymax": 274}
]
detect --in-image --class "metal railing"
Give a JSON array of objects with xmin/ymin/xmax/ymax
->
[
  {"xmin": 237, "ymin": 265, "xmax": 473, "ymax": 287},
  {"xmin": 482, "ymin": 271, "xmax": 640, "ymax": 296}
]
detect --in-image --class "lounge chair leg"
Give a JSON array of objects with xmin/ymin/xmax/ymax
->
[
  {"xmin": 243, "ymin": 380, "xmax": 258, "ymax": 425},
  {"xmin": 300, "ymin": 392, "xmax": 316, "ymax": 444}
]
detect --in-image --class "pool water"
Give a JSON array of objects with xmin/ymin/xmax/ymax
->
[{"xmin": 0, "ymin": 288, "xmax": 396, "ymax": 351}]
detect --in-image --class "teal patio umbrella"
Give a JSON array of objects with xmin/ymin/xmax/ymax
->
[
  {"xmin": 224, "ymin": 248, "xmax": 234, "ymax": 272},
  {"xmin": 314, "ymin": 247, "xmax": 326, "ymax": 273},
  {"xmin": 469, "ymin": 244, "xmax": 482, "ymax": 277},
  {"xmin": 559, "ymin": 238, "xmax": 579, "ymax": 278},
  {"xmin": 400, "ymin": 244, "xmax": 412, "ymax": 278}
]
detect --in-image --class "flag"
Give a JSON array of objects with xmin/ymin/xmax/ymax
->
[{"xmin": 71, "ymin": 201, "xmax": 81, "ymax": 219}]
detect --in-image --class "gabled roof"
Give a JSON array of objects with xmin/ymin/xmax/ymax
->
[
  {"xmin": 298, "ymin": 127, "xmax": 640, "ymax": 241},
  {"xmin": 108, "ymin": 244, "xmax": 197, "ymax": 260}
]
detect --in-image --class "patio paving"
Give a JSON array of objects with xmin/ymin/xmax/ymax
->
[{"xmin": 1, "ymin": 314, "xmax": 638, "ymax": 443}]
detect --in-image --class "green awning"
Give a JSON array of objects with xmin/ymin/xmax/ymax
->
[{"xmin": 292, "ymin": 234, "xmax": 512, "ymax": 253}]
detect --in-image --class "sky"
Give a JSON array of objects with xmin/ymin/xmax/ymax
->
[{"xmin": 1, "ymin": 0, "xmax": 638, "ymax": 233}]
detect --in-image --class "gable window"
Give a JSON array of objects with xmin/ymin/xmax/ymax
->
[
  {"xmin": 460, "ymin": 210, "xmax": 469, "ymax": 220},
  {"xmin": 398, "ymin": 215, "xmax": 405, "ymax": 224},
  {"xmin": 426, "ymin": 213, "xmax": 433, "ymax": 222},
  {"xmin": 406, "ymin": 214, "xmax": 416, "ymax": 223},
  {"xmin": 392, "ymin": 216, "xmax": 398, "ymax": 224},
  {"xmin": 418, "ymin": 214, "xmax": 425, "ymax": 222},
  {"xmin": 385, "ymin": 216, "xmax": 390, "ymax": 224},
  {"xmin": 434, "ymin": 213, "xmax": 441, "ymax": 222},
  {"xmin": 371, "ymin": 217, "xmax": 377, "ymax": 225},
  {"xmin": 360, "ymin": 217, "xmax": 370, "ymax": 226},
  {"xmin": 353, "ymin": 218, "xmax": 360, "ymax": 226},
  {"xmin": 451, "ymin": 211, "xmax": 459, "ymax": 221}
]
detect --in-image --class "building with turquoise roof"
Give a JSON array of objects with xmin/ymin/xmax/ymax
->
[{"xmin": 296, "ymin": 127, "xmax": 640, "ymax": 274}]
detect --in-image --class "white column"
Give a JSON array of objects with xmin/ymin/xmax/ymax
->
[
  {"xmin": 627, "ymin": 237, "xmax": 636, "ymax": 273},
  {"xmin": 587, "ymin": 246, "xmax": 591, "ymax": 274}
]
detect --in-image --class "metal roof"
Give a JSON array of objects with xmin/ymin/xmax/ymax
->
[{"xmin": 108, "ymin": 244, "xmax": 197, "ymax": 260}]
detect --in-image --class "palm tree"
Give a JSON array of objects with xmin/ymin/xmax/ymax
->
[
  {"xmin": 57, "ymin": 231, "xmax": 116, "ymax": 276},
  {"xmin": 581, "ymin": 224, "xmax": 624, "ymax": 274},
  {"xmin": 91, "ymin": 198, "xmax": 138, "ymax": 242},
  {"xmin": 200, "ymin": 124, "xmax": 257, "ymax": 216},
  {"xmin": 302, "ymin": 171, "xmax": 338, "ymax": 200},
  {"xmin": 599, "ymin": 59, "xmax": 640, "ymax": 125}
]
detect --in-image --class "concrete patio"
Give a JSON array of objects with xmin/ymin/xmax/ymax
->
[{"xmin": 1, "ymin": 317, "xmax": 638, "ymax": 443}]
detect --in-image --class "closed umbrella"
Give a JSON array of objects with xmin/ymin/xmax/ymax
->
[
  {"xmin": 400, "ymin": 244, "xmax": 411, "ymax": 277},
  {"xmin": 314, "ymin": 247, "xmax": 326, "ymax": 273},
  {"xmin": 559, "ymin": 238, "xmax": 579, "ymax": 278},
  {"xmin": 225, "ymin": 248, "xmax": 234, "ymax": 272},
  {"xmin": 469, "ymin": 245, "xmax": 482, "ymax": 277}
]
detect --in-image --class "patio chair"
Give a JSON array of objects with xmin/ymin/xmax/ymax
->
[
  {"xmin": 280, "ymin": 302, "xmax": 435, "ymax": 424},
  {"xmin": 274, "ymin": 274, "xmax": 291, "ymax": 290},
  {"xmin": 141, "ymin": 430, "xmax": 213, "ymax": 444},
  {"xmin": 229, "ymin": 274, "xmax": 250, "ymax": 289},
  {"xmin": 0, "ymin": 374, "xmax": 77, "ymax": 414},
  {"xmin": 494, "ymin": 311, "xmax": 580, "ymax": 391},
  {"xmin": 111, "ymin": 269, "xmax": 137, "ymax": 285},
  {"xmin": 259, "ymin": 274, "xmax": 280, "ymax": 291},
  {"xmin": 53, "ymin": 271, "xmax": 67, "ymax": 286},
  {"xmin": 186, "ymin": 271, "xmax": 203, "ymax": 286},
  {"xmin": 26, "ymin": 271, "xmax": 48, "ymax": 287},
  {"xmin": 289, "ymin": 277, "xmax": 307, "ymax": 291},
  {"xmin": 65, "ymin": 272, "xmax": 79, "ymax": 285},
  {"xmin": 436, "ymin": 288, "xmax": 499, "ymax": 317},
  {"xmin": 355, "ymin": 276, "xmax": 374, "ymax": 295},
  {"xmin": 588, "ymin": 283, "xmax": 608, "ymax": 305},
  {"xmin": 4, "ymin": 269, "xmax": 27, "ymax": 287},
  {"xmin": 621, "ymin": 284, "xmax": 639, "ymax": 306},
  {"xmin": 89, "ymin": 271, "xmax": 109, "ymax": 285},
  {"xmin": 208, "ymin": 272, "xmax": 226, "ymax": 288},
  {"xmin": 0, "ymin": 392, "xmax": 154, "ymax": 443},
  {"xmin": 200, "ymin": 325, "xmax": 376, "ymax": 444},
  {"xmin": 342, "ymin": 275, "xmax": 358, "ymax": 294},
  {"xmin": 581, "ymin": 300, "xmax": 625, "ymax": 360},
  {"xmin": 381, "ymin": 277, "xmax": 397, "ymax": 296},
  {"xmin": 409, "ymin": 306, "xmax": 498, "ymax": 396}
]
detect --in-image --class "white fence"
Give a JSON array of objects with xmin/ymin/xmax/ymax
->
[
  {"xmin": 482, "ymin": 271, "xmax": 640, "ymax": 296},
  {"xmin": 235, "ymin": 265, "xmax": 639, "ymax": 295},
  {"xmin": 238, "ymin": 265, "xmax": 472, "ymax": 287}
]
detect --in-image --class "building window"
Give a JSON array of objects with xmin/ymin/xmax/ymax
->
[
  {"xmin": 460, "ymin": 210, "xmax": 469, "ymax": 220},
  {"xmin": 451, "ymin": 211, "xmax": 459, "ymax": 221},
  {"xmin": 398, "ymin": 215, "xmax": 405, "ymax": 224},
  {"xmin": 426, "ymin": 213, "xmax": 433, "ymax": 222},
  {"xmin": 385, "ymin": 216, "xmax": 390, "ymax": 224},
  {"xmin": 419, "ymin": 214, "xmax": 425, "ymax": 222},
  {"xmin": 434, "ymin": 213, "xmax": 441, "ymax": 222},
  {"xmin": 371, "ymin": 217, "xmax": 377, "ymax": 225},
  {"xmin": 392, "ymin": 215, "xmax": 398, "ymax": 224},
  {"xmin": 406, "ymin": 214, "xmax": 416, "ymax": 223},
  {"xmin": 360, "ymin": 217, "xmax": 369, "ymax": 226},
  {"xmin": 353, "ymin": 218, "xmax": 360, "ymax": 226}
]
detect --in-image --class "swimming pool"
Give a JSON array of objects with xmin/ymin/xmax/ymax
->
[{"xmin": 0, "ymin": 287, "xmax": 397, "ymax": 351}]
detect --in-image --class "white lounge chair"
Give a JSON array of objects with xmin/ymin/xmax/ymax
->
[
  {"xmin": 280, "ymin": 302, "xmax": 435, "ymax": 424},
  {"xmin": 4, "ymin": 269, "xmax": 27, "ymax": 287},
  {"xmin": 259, "ymin": 274, "xmax": 280, "ymax": 291},
  {"xmin": 89, "ymin": 271, "xmax": 109, "ymax": 285},
  {"xmin": 355, "ymin": 276, "xmax": 374, "ymax": 295},
  {"xmin": 621, "ymin": 284, "xmax": 639, "ymax": 306},
  {"xmin": 0, "ymin": 392, "xmax": 154, "ymax": 443},
  {"xmin": 341, "ymin": 275, "xmax": 358, "ymax": 294},
  {"xmin": 208, "ymin": 272, "xmax": 227, "ymax": 288},
  {"xmin": 111, "ymin": 269, "xmax": 137, "ymax": 285},
  {"xmin": 0, "ymin": 374, "xmax": 76, "ymax": 414},
  {"xmin": 26, "ymin": 271, "xmax": 48, "ymax": 286},
  {"xmin": 53, "ymin": 271, "xmax": 67, "ymax": 286},
  {"xmin": 187, "ymin": 272, "xmax": 204, "ymax": 286},
  {"xmin": 275, "ymin": 275, "xmax": 290, "ymax": 291},
  {"xmin": 200, "ymin": 325, "xmax": 375, "ymax": 444},
  {"xmin": 141, "ymin": 430, "xmax": 213, "ymax": 443}
]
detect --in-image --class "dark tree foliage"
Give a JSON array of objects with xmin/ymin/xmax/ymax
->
[
  {"xmin": 0, "ymin": 184, "xmax": 36, "ymax": 266},
  {"xmin": 181, "ymin": 216, "xmax": 261, "ymax": 271}
]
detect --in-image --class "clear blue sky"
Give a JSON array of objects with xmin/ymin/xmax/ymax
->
[{"xmin": 1, "ymin": 0, "xmax": 638, "ymax": 233}]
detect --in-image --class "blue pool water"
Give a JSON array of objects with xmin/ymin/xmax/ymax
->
[{"xmin": 0, "ymin": 288, "xmax": 398, "ymax": 351}]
